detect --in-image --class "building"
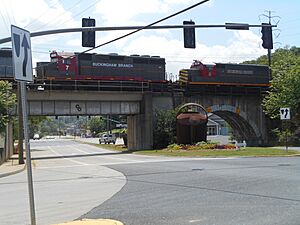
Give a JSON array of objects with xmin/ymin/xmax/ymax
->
[{"xmin": 207, "ymin": 114, "xmax": 229, "ymax": 136}]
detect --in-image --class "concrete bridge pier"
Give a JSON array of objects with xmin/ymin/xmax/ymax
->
[
  {"xmin": 5, "ymin": 122, "xmax": 14, "ymax": 157},
  {"xmin": 127, "ymin": 93, "xmax": 153, "ymax": 150},
  {"xmin": 0, "ymin": 122, "xmax": 14, "ymax": 165}
]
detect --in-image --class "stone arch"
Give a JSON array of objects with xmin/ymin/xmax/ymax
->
[{"xmin": 207, "ymin": 104, "xmax": 261, "ymax": 146}]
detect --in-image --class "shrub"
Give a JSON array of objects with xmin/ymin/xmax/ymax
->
[
  {"xmin": 167, "ymin": 143, "xmax": 182, "ymax": 150},
  {"xmin": 153, "ymin": 109, "xmax": 177, "ymax": 149},
  {"xmin": 166, "ymin": 142, "xmax": 238, "ymax": 151}
]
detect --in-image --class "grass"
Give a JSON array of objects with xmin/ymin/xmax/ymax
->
[
  {"xmin": 78, "ymin": 140, "xmax": 300, "ymax": 158},
  {"xmin": 134, "ymin": 147, "xmax": 300, "ymax": 157}
]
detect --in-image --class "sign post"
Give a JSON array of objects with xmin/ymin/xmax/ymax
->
[
  {"xmin": 11, "ymin": 25, "xmax": 36, "ymax": 225},
  {"xmin": 280, "ymin": 108, "xmax": 291, "ymax": 152}
]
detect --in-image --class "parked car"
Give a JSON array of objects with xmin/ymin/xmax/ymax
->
[
  {"xmin": 33, "ymin": 134, "xmax": 40, "ymax": 140},
  {"xmin": 99, "ymin": 133, "xmax": 116, "ymax": 144}
]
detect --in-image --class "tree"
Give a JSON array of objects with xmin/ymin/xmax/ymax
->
[
  {"xmin": 153, "ymin": 109, "xmax": 177, "ymax": 149},
  {"xmin": 0, "ymin": 81, "xmax": 16, "ymax": 133},
  {"xmin": 263, "ymin": 48, "xmax": 300, "ymax": 117},
  {"xmin": 28, "ymin": 116, "xmax": 48, "ymax": 138},
  {"xmin": 88, "ymin": 117, "xmax": 106, "ymax": 135},
  {"xmin": 245, "ymin": 47, "xmax": 300, "ymax": 144}
]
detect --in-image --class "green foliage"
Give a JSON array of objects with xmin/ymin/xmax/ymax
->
[
  {"xmin": 242, "ymin": 54, "xmax": 269, "ymax": 65},
  {"xmin": 243, "ymin": 47, "xmax": 300, "ymax": 144},
  {"xmin": 28, "ymin": 116, "xmax": 48, "ymax": 138},
  {"xmin": 14, "ymin": 116, "xmax": 49, "ymax": 140},
  {"xmin": 136, "ymin": 147, "xmax": 299, "ymax": 157},
  {"xmin": 272, "ymin": 128, "xmax": 293, "ymax": 145},
  {"xmin": 264, "ymin": 48, "xmax": 300, "ymax": 144},
  {"xmin": 0, "ymin": 81, "xmax": 16, "ymax": 132},
  {"xmin": 166, "ymin": 142, "xmax": 236, "ymax": 150},
  {"xmin": 167, "ymin": 143, "xmax": 182, "ymax": 150},
  {"xmin": 263, "ymin": 48, "xmax": 300, "ymax": 118},
  {"xmin": 88, "ymin": 116, "xmax": 106, "ymax": 135},
  {"xmin": 153, "ymin": 109, "xmax": 177, "ymax": 149}
]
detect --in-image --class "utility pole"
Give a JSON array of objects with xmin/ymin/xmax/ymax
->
[
  {"xmin": 260, "ymin": 10, "xmax": 278, "ymax": 66},
  {"xmin": 267, "ymin": 11, "xmax": 272, "ymax": 67},
  {"xmin": 17, "ymin": 83, "xmax": 24, "ymax": 164}
]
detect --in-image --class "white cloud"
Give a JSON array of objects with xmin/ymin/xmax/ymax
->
[
  {"xmin": 120, "ymin": 30, "xmax": 265, "ymax": 77},
  {"xmin": 162, "ymin": 0, "xmax": 213, "ymax": 7},
  {"xmin": 94, "ymin": 0, "xmax": 170, "ymax": 25},
  {"xmin": 0, "ymin": 0, "xmax": 77, "ymax": 38},
  {"xmin": 94, "ymin": 0, "xmax": 212, "ymax": 26},
  {"xmin": 0, "ymin": 0, "xmax": 266, "ymax": 82},
  {"xmin": 0, "ymin": 0, "xmax": 80, "ymax": 68}
]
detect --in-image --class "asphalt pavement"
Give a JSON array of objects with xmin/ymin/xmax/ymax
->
[
  {"xmin": 0, "ymin": 138, "xmax": 206, "ymax": 225},
  {"xmin": 1, "ymin": 138, "xmax": 300, "ymax": 225},
  {"xmin": 0, "ymin": 139, "xmax": 127, "ymax": 225},
  {"xmin": 81, "ymin": 157, "xmax": 300, "ymax": 225}
]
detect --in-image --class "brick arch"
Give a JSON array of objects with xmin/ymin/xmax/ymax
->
[{"xmin": 207, "ymin": 104, "xmax": 261, "ymax": 145}]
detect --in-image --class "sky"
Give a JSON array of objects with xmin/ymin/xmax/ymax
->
[{"xmin": 0, "ymin": 0, "xmax": 299, "ymax": 79}]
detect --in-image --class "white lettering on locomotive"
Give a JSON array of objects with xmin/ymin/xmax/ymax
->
[
  {"xmin": 226, "ymin": 69, "xmax": 254, "ymax": 75},
  {"xmin": 118, "ymin": 63, "xmax": 133, "ymax": 68},
  {"xmin": 92, "ymin": 62, "xmax": 134, "ymax": 68},
  {"xmin": 92, "ymin": 62, "xmax": 118, "ymax": 67}
]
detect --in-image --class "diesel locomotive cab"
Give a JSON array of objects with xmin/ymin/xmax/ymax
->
[
  {"xmin": 36, "ymin": 51, "xmax": 166, "ymax": 83},
  {"xmin": 180, "ymin": 60, "xmax": 270, "ymax": 87},
  {"xmin": 49, "ymin": 51, "xmax": 77, "ymax": 78}
]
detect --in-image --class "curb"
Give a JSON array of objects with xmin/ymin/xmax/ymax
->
[
  {"xmin": 0, "ymin": 162, "xmax": 26, "ymax": 178},
  {"xmin": 52, "ymin": 219, "xmax": 124, "ymax": 225}
]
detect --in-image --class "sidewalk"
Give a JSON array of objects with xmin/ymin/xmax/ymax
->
[
  {"xmin": 0, "ymin": 155, "xmax": 26, "ymax": 178},
  {"xmin": 0, "ymin": 155, "xmax": 125, "ymax": 225},
  {"xmin": 52, "ymin": 219, "xmax": 123, "ymax": 225}
]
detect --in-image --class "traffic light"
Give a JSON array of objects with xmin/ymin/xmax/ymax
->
[
  {"xmin": 183, "ymin": 20, "xmax": 196, "ymax": 49},
  {"xmin": 82, "ymin": 17, "xmax": 95, "ymax": 47},
  {"xmin": 261, "ymin": 23, "xmax": 273, "ymax": 49}
]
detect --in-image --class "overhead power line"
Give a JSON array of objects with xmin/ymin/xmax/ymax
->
[
  {"xmin": 24, "ymin": 0, "xmax": 63, "ymax": 29},
  {"xmin": 25, "ymin": 0, "xmax": 211, "ymax": 70},
  {"xmin": 80, "ymin": 0, "xmax": 210, "ymax": 55},
  {"xmin": 55, "ymin": 0, "xmax": 102, "ymax": 29}
]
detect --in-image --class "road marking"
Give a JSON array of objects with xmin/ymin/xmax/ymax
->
[
  {"xmin": 38, "ymin": 157, "xmax": 237, "ymax": 169},
  {"xmin": 189, "ymin": 219, "xmax": 202, "ymax": 223},
  {"xmin": 69, "ymin": 145, "xmax": 94, "ymax": 154},
  {"xmin": 47, "ymin": 146, "xmax": 89, "ymax": 166}
]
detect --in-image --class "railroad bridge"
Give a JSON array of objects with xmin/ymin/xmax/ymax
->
[
  {"xmin": 17, "ymin": 84, "xmax": 270, "ymax": 150},
  {"xmin": 183, "ymin": 86, "xmax": 270, "ymax": 146}
]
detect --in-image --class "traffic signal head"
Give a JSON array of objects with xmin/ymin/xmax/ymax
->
[
  {"xmin": 82, "ymin": 18, "xmax": 96, "ymax": 48},
  {"xmin": 261, "ymin": 23, "xmax": 273, "ymax": 49},
  {"xmin": 183, "ymin": 20, "xmax": 196, "ymax": 49}
]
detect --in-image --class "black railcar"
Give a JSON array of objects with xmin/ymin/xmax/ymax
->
[
  {"xmin": 0, "ymin": 48, "xmax": 13, "ymax": 80},
  {"xmin": 36, "ymin": 51, "xmax": 166, "ymax": 82},
  {"xmin": 179, "ymin": 60, "xmax": 270, "ymax": 87}
]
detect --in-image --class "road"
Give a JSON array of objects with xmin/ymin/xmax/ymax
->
[
  {"xmin": 81, "ymin": 157, "xmax": 300, "ymax": 225},
  {"xmin": 1, "ymin": 139, "xmax": 300, "ymax": 225},
  {"xmin": 0, "ymin": 138, "xmax": 198, "ymax": 225}
]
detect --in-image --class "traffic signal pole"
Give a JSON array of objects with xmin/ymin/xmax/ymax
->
[
  {"xmin": 0, "ymin": 24, "xmax": 276, "ymax": 44},
  {"xmin": 268, "ymin": 49, "xmax": 271, "ymax": 66}
]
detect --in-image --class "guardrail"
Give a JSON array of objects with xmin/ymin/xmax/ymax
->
[{"xmin": 28, "ymin": 79, "xmax": 175, "ymax": 93}]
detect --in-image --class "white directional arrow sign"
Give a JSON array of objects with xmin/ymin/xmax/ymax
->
[
  {"xmin": 280, "ymin": 107, "xmax": 291, "ymax": 120},
  {"xmin": 11, "ymin": 25, "xmax": 33, "ymax": 82},
  {"xmin": 11, "ymin": 25, "xmax": 36, "ymax": 225}
]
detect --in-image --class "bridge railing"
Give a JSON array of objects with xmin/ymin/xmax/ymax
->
[
  {"xmin": 30, "ymin": 79, "xmax": 150, "ymax": 92},
  {"xmin": 0, "ymin": 65, "xmax": 13, "ymax": 79},
  {"xmin": 25, "ymin": 79, "xmax": 177, "ymax": 93}
]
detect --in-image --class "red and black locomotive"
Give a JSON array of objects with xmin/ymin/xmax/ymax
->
[
  {"xmin": 0, "ymin": 48, "xmax": 13, "ymax": 80},
  {"xmin": 0, "ymin": 48, "xmax": 270, "ymax": 88},
  {"xmin": 36, "ymin": 51, "xmax": 166, "ymax": 83},
  {"xmin": 179, "ymin": 60, "xmax": 270, "ymax": 87}
]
